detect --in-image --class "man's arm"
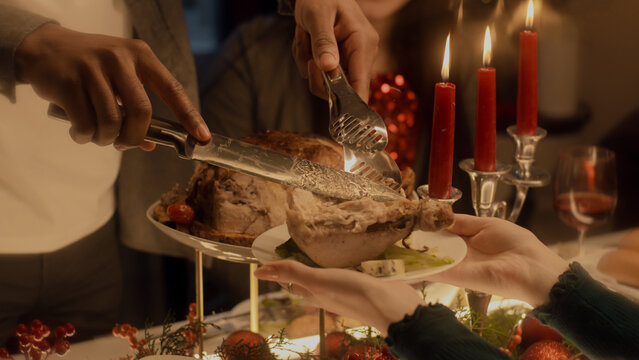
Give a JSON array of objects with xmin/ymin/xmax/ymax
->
[
  {"xmin": 0, "ymin": 4, "xmax": 210, "ymax": 149},
  {"xmin": 0, "ymin": 4, "xmax": 56, "ymax": 102},
  {"xmin": 277, "ymin": 0, "xmax": 378, "ymax": 102}
]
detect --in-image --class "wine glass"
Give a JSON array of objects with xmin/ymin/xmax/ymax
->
[{"xmin": 553, "ymin": 146, "xmax": 617, "ymax": 257}]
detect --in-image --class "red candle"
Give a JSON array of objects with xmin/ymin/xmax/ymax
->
[
  {"xmin": 516, "ymin": 0, "xmax": 538, "ymax": 136},
  {"xmin": 475, "ymin": 26, "xmax": 496, "ymax": 171},
  {"xmin": 429, "ymin": 34, "xmax": 455, "ymax": 199}
]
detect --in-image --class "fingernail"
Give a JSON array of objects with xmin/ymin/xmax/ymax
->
[
  {"xmin": 319, "ymin": 52, "xmax": 337, "ymax": 68},
  {"xmin": 254, "ymin": 265, "xmax": 279, "ymax": 281},
  {"xmin": 114, "ymin": 144, "xmax": 128, "ymax": 151},
  {"xmin": 196, "ymin": 123, "xmax": 211, "ymax": 141}
]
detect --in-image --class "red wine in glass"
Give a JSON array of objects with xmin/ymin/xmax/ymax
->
[
  {"xmin": 553, "ymin": 146, "xmax": 617, "ymax": 257},
  {"xmin": 554, "ymin": 192, "xmax": 616, "ymax": 230}
]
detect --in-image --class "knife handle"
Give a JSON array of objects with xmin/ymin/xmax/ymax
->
[{"xmin": 47, "ymin": 103, "xmax": 194, "ymax": 158}]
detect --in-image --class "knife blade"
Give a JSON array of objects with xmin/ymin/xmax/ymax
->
[{"xmin": 47, "ymin": 104, "xmax": 402, "ymax": 201}]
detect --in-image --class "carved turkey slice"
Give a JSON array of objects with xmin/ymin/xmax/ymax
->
[{"xmin": 286, "ymin": 189, "xmax": 454, "ymax": 268}]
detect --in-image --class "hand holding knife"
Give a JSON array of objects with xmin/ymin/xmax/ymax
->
[{"xmin": 48, "ymin": 104, "xmax": 401, "ymax": 202}]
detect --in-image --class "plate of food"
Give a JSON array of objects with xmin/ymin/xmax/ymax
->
[
  {"xmin": 147, "ymin": 201, "xmax": 258, "ymax": 263},
  {"xmin": 148, "ymin": 130, "xmax": 424, "ymax": 266},
  {"xmin": 252, "ymin": 188, "xmax": 466, "ymax": 282}
]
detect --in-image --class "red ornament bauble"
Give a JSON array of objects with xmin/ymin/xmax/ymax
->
[
  {"xmin": 219, "ymin": 330, "xmax": 270, "ymax": 360},
  {"xmin": 520, "ymin": 340, "xmax": 572, "ymax": 360},
  {"xmin": 369, "ymin": 73, "xmax": 420, "ymax": 170},
  {"xmin": 521, "ymin": 316, "xmax": 564, "ymax": 349}
]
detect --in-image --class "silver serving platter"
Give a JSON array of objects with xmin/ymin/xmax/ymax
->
[{"xmin": 146, "ymin": 201, "xmax": 258, "ymax": 264}]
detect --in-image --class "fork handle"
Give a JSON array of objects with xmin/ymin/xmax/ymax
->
[{"xmin": 322, "ymin": 65, "xmax": 363, "ymax": 102}]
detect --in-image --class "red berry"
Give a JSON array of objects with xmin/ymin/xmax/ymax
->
[
  {"xmin": 15, "ymin": 324, "xmax": 28, "ymax": 337},
  {"xmin": 167, "ymin": 202, "xmax": 195, "ymax": 225},
  {"xmin": 54, "ymin": 340, "xmax": 71, "ymax": 356},
  {"xmin": 189, "ymin": 303, "xmax": 197, "ymax": 313},
  {"xmin": 35, "ymin": 340, "xmax": 50, "ymax": 352},
  {"xmin": 0, "ymin": 348, "xmax": 10, "ymax": 359},
  {"xmin": 55, "ymin": 326, "xmax": 67, "ymax": 339},
  {"xmin": 40, "ymin": 326, "xmax": 50, "ymax": 338},
  {"xmin": 30, "ymin": 320, "xmax": 43, "ymax": 332},
  {"xmin": 18, "ymin": 334, "xmax": 31, "ymax": 348},
  {"xmin": 513, "ymin": 334, "xmax": 522, "ymax": 345},
  {"xmin": 65, "ymin": 323, "xmax": 75, "ymax": 337},
  {"xmin": 29, "ymin": 348, "xmax": 42, "ymax": 360}
]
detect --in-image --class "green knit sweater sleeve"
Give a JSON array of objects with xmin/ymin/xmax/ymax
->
[
  {"xmin": 530, "ymin": 262, "xmax": 639, "ymax": 358},
  {"xmin": 385, "ymin": 304, "xmax": 511, "ymax": 359}
]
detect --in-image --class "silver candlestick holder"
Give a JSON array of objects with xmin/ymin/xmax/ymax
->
[
  {"xmin": 456, "ymin": 125, "xmax": 550, "ymax": 333},
  {"xmin": 501, "ymin": 125, "xmax": 551, "ymax": 222},
  {"xmin": 458, "ymin": 159, "xmax": 511, "ymax": 333},
  {"xmin": 459, "ymin": 159, "xmax": 512, "ymax": 218},
  {"xmin": 415, "ymin": 184, "xmax": 463, "ymax": 204}
]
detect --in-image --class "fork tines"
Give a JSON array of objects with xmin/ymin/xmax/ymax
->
[
  {"xmin": 330, "ymin": 113, "xmax": 386, "ymax": 152},
  {"xmin": 348, "ymin": 160, "xmax": 403, "ymax": 192}
]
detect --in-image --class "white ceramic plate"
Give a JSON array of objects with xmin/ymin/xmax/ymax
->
[
  {"xmin": 252, "ymin": 225, "xmax": 467, "ymax": 282},
  {"xmin": 146, "ymin": 201, "xmax": 258, "ymax": 263}
]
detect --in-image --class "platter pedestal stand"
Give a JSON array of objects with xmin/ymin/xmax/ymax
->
[
  {"xmin": 250, "ymin": 263, "xmax": 260, "ymax": 333},
  {"xmin": 319, "ymin": 308, "xmax": 327, "ymax": 360},
  {"xmin": 195, "ymin": 249, "xmax": 205, "ymax": 355},
  {"xmin": 191, "ymin": 251, "xmax": 260, "ymax": 357},
  {"xmin": 147, "ymin": 204, "xmax": 265, "ymax": 358}
]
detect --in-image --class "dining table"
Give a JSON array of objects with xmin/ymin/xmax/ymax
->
[{"xmin": 59, "ymin": 227, "xmax": 637, "ymax": 360}]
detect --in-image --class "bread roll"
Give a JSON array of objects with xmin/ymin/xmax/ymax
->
[
  {"xmin": 619, "ymin": 228, "xmax": 639, "ymax": 252},
  {"xmin": 597, "ymin": 249, "xmax": 639, "ymax": 288}
]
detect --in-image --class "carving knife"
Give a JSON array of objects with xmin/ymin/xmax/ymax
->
[{"xmin": 47, "ymin": 104, "xmax": 402, "ymax": 202}]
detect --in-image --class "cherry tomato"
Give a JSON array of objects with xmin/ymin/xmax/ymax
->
[{"xmin": 167, "ymin": 202, "xmax": 195, "ymax": 225}]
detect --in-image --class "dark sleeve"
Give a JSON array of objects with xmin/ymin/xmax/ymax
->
[
  {"xmin": 277, "ymin": 0, "xmax": 295, "ymax": 15},
  {"xmin": 0, "ymin": 4, "xmax": 57, "ymax": 102},
  {"xmin": 385, "ymin": 304, "xmax": 510, "ymax": 360},
  {"xmin": 530, "ymin": 262, "xmax": 639, "ymax": 358},
  {"xmin": 200, "ymin": 16, "xmax": 320, "ymax": 139}
]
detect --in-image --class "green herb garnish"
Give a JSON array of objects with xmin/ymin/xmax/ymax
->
[
  {"xmin": 275, "ymin": 238, "xmax": 319, "ymax": 267},
  {"xmin": 381, "ymin": 245, "xmax": 454, "ymax": 272}
]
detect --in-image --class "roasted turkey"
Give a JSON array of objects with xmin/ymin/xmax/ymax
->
[{"xmin": 155, "ymin": 130, "xmax": 422, "ymax": 248}]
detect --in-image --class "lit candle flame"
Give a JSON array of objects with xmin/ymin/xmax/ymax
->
[
  {"xmin": 525, "ymin": 0, "xmax": 534, "ymax": 30},
  {"xmin": 441, "ymin": 33, "xmax": 451, "ymax": 82},
  {"xmin": 482, "ymin": 26, "xmax": 492, "ymax": 67}
]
